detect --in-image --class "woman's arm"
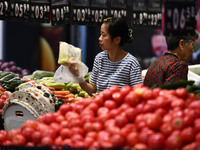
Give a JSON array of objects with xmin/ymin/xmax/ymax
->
[{"xmin": 79, "ymin": 81, "xmax": 97, "ymax": 96}]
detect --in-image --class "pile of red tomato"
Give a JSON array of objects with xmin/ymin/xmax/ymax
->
[
  {"xmin": 0, "ymin": 86, "xmax": 10, "ymax": 115},
  {"xmin": 0, "ymin": 84, "xmax": 200, "ymax": 149}
]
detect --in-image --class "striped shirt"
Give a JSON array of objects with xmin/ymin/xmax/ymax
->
[{"xmin": 90, "ymin": 50, "xmax": 143, "ymax": 93}]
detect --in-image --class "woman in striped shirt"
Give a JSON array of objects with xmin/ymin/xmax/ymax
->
[{"xmin": 68, "ymin": 17, "xmax": 143, "ymax": 96}]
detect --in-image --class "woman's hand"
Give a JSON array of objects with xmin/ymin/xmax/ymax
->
[{"xmin": 67, "ymin": 57, "xmax": 80, "ymax": 77}]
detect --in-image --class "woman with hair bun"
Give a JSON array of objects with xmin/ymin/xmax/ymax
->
[{"xmin": 68, "ymin": 17, "xmax": 143, "ymax": 96}]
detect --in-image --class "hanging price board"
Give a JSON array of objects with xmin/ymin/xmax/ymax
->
[
  {"xmin": 0, "ymin": 0, "xmax": 9, "ymax": 20},
  {"xmin": 90, "ymin": 0, "xmax": 109, "ymax": 25},
  {"xmin": 30, "ymin": 0, "xmax": 50, "ymax": 23},
  {"xmin": 9, "ymin": 0, "xmax": 30, "ymax": 22},
  {"xmin": 71, "ymin": 0, "xmax": 91, "ymax": 25},
  {"xmin": 51, "ymin": 0, "xmax": 70, "ymax": 26},
  {"xmin": 164, "ymin": 0, "xmax": 197, "ymax": 36},
  {"xmin": 109, "ymin": 0, "xmax": 127, "ymax": 20},
  {"xmin": 131, "ymin": 0, "xmax": 162, "ymax": 28}
]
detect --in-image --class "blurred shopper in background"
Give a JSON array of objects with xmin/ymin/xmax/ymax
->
[
  {"xmin": 144, "ymin": 31, "xmax": 199, "ymax": 88},
  {"xmin": 68, "ymin": 17, "xmax": 143, "ymax": 96}
]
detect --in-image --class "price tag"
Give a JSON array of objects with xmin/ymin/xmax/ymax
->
[
  {"xmin": 164, "ymin": 0, "xmax": 197, "ymax": 36},
  {"xmin": 90, "ymin": 0, "xmax": 109, "ymax": 25},
  {"xmin": 71, "ymin": 0, "xmax": 91, "ymax": 25},
  {"xmin": 51, "ymin": 0, "xmax": 70, "ymax": 26},
  {"xmin": 9, "ymin": 0, "xmax": 30, "ymax": 22},
  {"xmin": 30, "ymin": 0, "xmax": 50, "ymax": 23},
  {"xmin": 109, "ymin": 0, "xmax": 127, "ymax": 20},
  {"xmin": 0, "ymin": 0, "xmax": 9, "ymax": 20},
  {"xmin": 131, "ymin": 0, "xmax": 162, "ymax": 29}
]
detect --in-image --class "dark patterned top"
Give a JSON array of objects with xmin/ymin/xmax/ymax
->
[{"xmin": 144, "ymin": 53, "xmax": 188, "ymax": 87}]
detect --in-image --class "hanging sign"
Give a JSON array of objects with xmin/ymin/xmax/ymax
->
[
  {"xmin": 71, "ymin": 0, "xmax": 91, "ymax": 25},
  {"xmin": 90, "ymin": 0, "xmax": 109, "ymax": 25},
  {"xmin": 164, "ymin": 0, "xmax": 197, "ymax": 36},
  {"xmin": 30, "ymin": 0, "xmax": 50, "ymax": 23},
  {"xmin": 109, "ymin": 0, "xmax": 127, "ymax": 20},
  {"xmin": 51, "ymin": 0, "xmax": 70, "ymax": 26},
  {"xmin": 9, "ymin": 0, "xmax": 30, "ymax": 22},
  {"xmin": 131, "ymin": 0, "xmax": 162, "ymax": 28},
  {"xmin": 0, "ymin": 0, "xmax": 9, "ymax": 20}
]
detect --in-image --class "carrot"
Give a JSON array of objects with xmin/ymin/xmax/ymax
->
[
  {"xmin": 21, "ymin": 79, "xmax": 35, "ymax": 82},
  {"xmin": 55, "ymin": 95, "xmax": 69, "ymax": 99},
  {"xmin": 53, "ymin": 91, "xmax": 70, "ymax": 95},
  {"xmin": 48, "ymin": 87, "xmax": 55, "ymax": 91},
  {"xmin": 66, "ymin": 93, "xmax": 75, "ymax": 98}
]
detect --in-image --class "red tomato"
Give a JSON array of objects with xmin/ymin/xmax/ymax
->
[
  {"xmin": 59, "ymin": 104, "xmax": 73, "ymax": 115},
  {"xmin": 165, "ymin": 132, "xmax": 183, "ymax": 149},
  {"xmin": 146, "ymin": 113, "xmax": 162, "ymax": 131},
  {"xmin": 84, "ymin": 136, "xmax": 95, "ymax": 147},
  {"xmin": 86, "ymin": 131, "xmax": 98, "ymax": 140},
  {"xmin": 97, "ymin": 107, "xmax": 109, "ymax": 116},
  {"xmin": 101, "ymin": 89, "xmax": 112, "ymax": 100},
  {"xmin": 152, "ymin": 87, "xmax": 161, "ymax": 98},
  {"xmin": 71, "ymin": 127, "xmax": 84, "ymax": 135},
  {"xmin": 110, "ymin": 133, "xmax": 125, "ymax": 147},
  {"xmin": 171, "ymin": 99, "xmax": 185, "ymax": 109},
  {"xmin": 54, "ymin": 136, "xmax": 63, "ymax": 145},
  {"xmin": 124, "ymin": 107, "xmax": 138, "ymax": 122},
  {"xmin": 86, "ymin": 102, "xmax": 99, "ymax": 113},
  {"xmin": 148, "ymin": 133, "xmax": 165, "ymax": 149},
  {"xmin": 181, "ymin": 127, "xmax": 195, "ymax": 143},
  {"xmin": 50, "ymin": 122, "xmax": 62, "ymax": 134},
  {"xmin": 21, "ymin": 127, "xmax": 35, "ymax": 141},
  {"xmin": 124, "ymin": 91, "xmax": 139, "ymax": 107},
  {"xmin": 194, "ymin": 118, "xmax": 200, "ymax": 132},
  {"xmin": 12, "ymin": 134, "xmax": 26, "ymax": 146},
  {"xmin": 115, "ymin": 115, "xmax": 129, "ymax": 128},
  {"xmin": 94, "ymin": 95, "xmax": 104, "ymax": 107},
  {"xmin": 60, "ymin": 128, "xmax": 73, "ymax": 139},
  {"xmin": 0, "ymin": 99, "xmax": 4, "ymax": 109},
  {"xmin": 118, "ymin": 103, "xmax": 131, "ymax": 112},
  {"xmin": 43, "ymin": 113, "xmax": 56, "ymax": 125},
  {"xmin": 92, "ymin": 122, "xmax": 103, "ymax": 132},
  {"xmin": 195, "ymin": 132, "xmax": 200, "ymax": 142},
  {"xmin": 67, "ymin": 118, "xmax": 83, "ymax": 128},
  {"xmin": 171, "ymin": 117, "xmax": 184, "ymax": 130},
  {"xmin": 126, "ymin": 131, "xmax": 139, "ymax": 147},
  {"xmin": 1, "ymin": 94, "xmax": 8, "ymax": 101},
  {"xmin": 138, "ymin": 129, "xmax": 154, "ymax": 144},
  {"xmin": 0, "ymin": 130, "xmax": 8, "ymax": 144},
  {"xmin": 112, "ymin": 91, "xmax": 123, "ymax": 105},
  {"xmin": 56, "ymin": 115, "xmax": 65, "ymax": 123},
  {"xmin": 104, "ymin": 100, "xmax": 117, "ymax": 110},
  {"xmin": 133, "ymin": 143, "xmax": 148, "ymax": 150},
  {"xmin": 8, "ymin": 129, "xmax": 21, "ymax": 141},
  {"xmin": 135, "ymin": 103, "xmax": 144, "ymax": 114},
  {"xmin": 154, "ymin": 108, "xmax": 167, "ymax": 117},
  {"xmin": 83, "ymin": 122, "xmax": 94, "ymax": 133},
  {"xmin": 109, "ymin": 85, "xmax": 119, "ymax": 93},
  {"xmin": 160, "ymin": 123, "xmax": 173, "ymax": 137},
  {"xmin": 81, "ymin": 114, "xmax": 95, "ymax": 124},
  {"xmin": 176, "ymin": 88, "xmax": 188, "ymax": 99},
  {"xmin": 120, "ymin": 85, "xmax": 132, "ymax": 97},
  {"xmin": 109, "ymin": 109, "xmax": 121, "ymax": 119},
  {"xmin": 73, "ymin": 104, "xmax": 84, "ymax": 114},
  {"xmin": 142, "ymin": 89, "xmax": 154, "ymax": 100},
  {"xmin": 32, "ymin": 131, "xmax": 42, "ymax": 144},
  {"xmin": 189, "ymin": 100, "xmax": 200, "ymax": 110},
  {"xmin": 0, "ymin": 86, "xmax": 5, "ymax": 92},
  {"xmin": 42, "ymin": 128, "xmax": 57, "ymax": 140},
  {"xmin": 41, "ymin": 136, "xmax": 54, "ymax": 146}
]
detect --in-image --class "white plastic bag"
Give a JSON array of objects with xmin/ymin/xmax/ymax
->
[{"xmin": 54, "ymin": 60, "xmax": 88, "ymax": 83}]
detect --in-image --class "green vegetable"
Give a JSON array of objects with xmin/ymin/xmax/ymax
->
[
  {"xmin": 31, "ymin": 70, "xmax": 54, "ymax": 80},
  {"xmin": 158, "ymin": 80, "xmax": 195, "ymax": 89}
]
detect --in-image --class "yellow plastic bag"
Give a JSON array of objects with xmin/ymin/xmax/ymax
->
[{"xmin": 58, "ymin": 41, "xmax": 81, "ymax": 66}]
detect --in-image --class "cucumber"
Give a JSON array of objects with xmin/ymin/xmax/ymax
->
[
  {"xmin": 0, "ymin": 72, "xmax": 10, "ymax": 79},
  {"xmin": 0, "ymin": 73, "xmax": 16, "ymax": 82},
  {"xmin": 159, "ymin": 80, "xmax": 195, "ymax": 89}
]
